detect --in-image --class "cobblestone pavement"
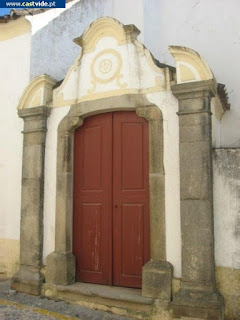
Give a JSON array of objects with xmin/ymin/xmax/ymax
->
[
  {"xmin": 0, "ymin": 281, "xmax": 131, "ymax": 320},
  {"xmin": 0, "ymin": 299, "xmax": 79, "ymax": 320}
]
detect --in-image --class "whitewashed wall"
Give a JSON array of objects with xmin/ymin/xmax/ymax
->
[
  {"xmin": 145, "ymin": 0, "xmax": 240, "ymax": 148},
  {"xmin": 213, "ymin": 149, "xmax": 240, "ymax": 270},
  {"xmin": 29, "ymin": 0, "xmax": 145, "ymax": 81},
  {"xmin": 0, "ymin": 31, "xmax": 31, "ymax": 240},
  {"xmin": 0, "ymin": 26, "xmax": 31, "ymax": 275}
]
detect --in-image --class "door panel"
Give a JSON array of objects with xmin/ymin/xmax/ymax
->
[
  {"xmin": 113, "ymin": 112, "xmax": 150, "ymax": 288},
  {"xmin": 121, "ymin": 122, "xmax": 144, "ymax": 190},
  {"xmin": 79, "ymin": 203, "xmax": 102, "ymax": 272},
  {"xmin": 81, "ymin": 125, "xmax": 102, "ymax": 190},
  {"xmin": 73, "ymin": 113, "xmax": 113, "ymax": 284},
  {"xmin": 121, "ymin": 204, "xmax": 144, "ymax": 276}
]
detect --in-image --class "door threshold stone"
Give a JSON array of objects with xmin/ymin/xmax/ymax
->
[
  {"xmin": 56, "ymin": 282, "xmax": 154, "ymax": 305},
  {"xmin": 42, "ymin": 282, "xmax": 157, "ymax": 319}
]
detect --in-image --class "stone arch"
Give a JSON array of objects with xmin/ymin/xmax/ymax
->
[{"xmin": 46, "ymin": 93, "xmax": 172, "ymax": 300}]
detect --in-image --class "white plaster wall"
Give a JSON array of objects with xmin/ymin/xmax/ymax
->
[
  {"xmin": 213, "ymin": 149, "xmax": 240, "ymax": 269},
  {"xmin": 143, "ymin": 0, "xmax": 161, "ymax": 58},
  {"xmin": 0, "ymin": 31, "xmax": 31, "ymax": 240},
  {"xmin": 29, "ymin": 0, "xmax": 145, "ymax": 81},
  {"xmin": 144, "ymin": 0, "xmax": 240, "ymax": 148},
  {"xmin": 27, "ymin": 0, "xmax": 80, "ymax": 35},
  {"xmin": 28, "ymin": 0, "xmax": 144, "ymax": 40},
  {"xmin": 29, "ymin": 0, "xmax": 113, "ymax": 80},
  {"xmin": 43, "ymin": 106, "xmax": 70, "ymax": 262},
  {"xmin": 112, "ymin": 0, "xmax": 144, "ymax": 42}
]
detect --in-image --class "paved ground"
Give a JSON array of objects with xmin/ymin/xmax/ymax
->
[{"xmin": 0, "ymin": 280, "xmax": 131, "ymax": 320}]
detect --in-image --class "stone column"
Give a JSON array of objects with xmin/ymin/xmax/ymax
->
[
  {"xmin": 11, "ymin": 106, "xmax": 50, "ymax": 295},
  {"xmin": 171, "ymin": 80, "xmax": 223, "ymax": 319}
]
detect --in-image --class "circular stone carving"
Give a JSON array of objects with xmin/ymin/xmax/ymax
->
[
  {"xmin": 99, "ymin": 59, "xmax": 112, "ymax": 74},
  {"xmin": 90, "ymin": 49, "xmax": 122, "ymax": 84}
]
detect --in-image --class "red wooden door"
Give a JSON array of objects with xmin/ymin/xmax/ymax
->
[
  {"xmin": 73, "ymin": 112, "xmax": 149, "ymax": 288},
  {"xmin": 73, "ymin": 113, "xmax": 113, "ymax": 284},
  {"xmin": 112, "ymin": 112, "xmax": 150, "ymax": 287}
]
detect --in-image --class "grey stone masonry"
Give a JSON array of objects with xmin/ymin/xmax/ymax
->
[
  {"xmin": 171, "ymin": 80, "xmax": 224, "ymax": 320},
  {"xmin": 11, "ymin": 106, "xmax": 51, "ymax": 296}
]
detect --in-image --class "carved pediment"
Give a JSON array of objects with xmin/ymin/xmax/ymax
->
[
  {"xmin": 17, "ymin": 75, "xmax": 56, "ymax": 110},
  {"xmin": 53, "ymin": 17, "xmax": 171, "ymax": 107}
]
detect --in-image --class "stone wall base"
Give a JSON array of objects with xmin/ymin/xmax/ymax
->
[
  {"xmin": 41, "ymin": 281, "xmax": 225, "ymax": 320},
  {"xmin": 10, "ymin": 264, "xmax": 240, "ymax": 319},
  {"xmin": 42, "ymin": 282, "xmax": 161, "ymax": 320},
  {"xmin": 45, "ymin": 251, "xmax": 75, "ymax": 285},
  {"xmin": 216, "ymin": 267, "xmax": 240, "ymax": 320},
  {"xmin": 172, "ymin": 289, "xmax": 224, "ymax": 320},
  {"xmin": 11, "ymin": 266, "xmax": 43, "ymax": 295},
  {"xmin": 142, "ymin": 260, "xmax": 172, "ymax": 300},
  {"xmin": 0, "ymin": 238, "xmax": 19, "ymax": 278}
]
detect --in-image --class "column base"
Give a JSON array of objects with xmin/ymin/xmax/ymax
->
[
  {"xmin": 11, "ymin": 265, "xmax": 44, "ymax": 295},
  {"xmin": 45, "ymin": 251, "xmax": 75, "ymax": 285},
  {"xmin": 172, "ymin": 287, "xmax": 224, "ymax": 320},
  {"xmin": 142, "ymin": 260, "xmax": 172, "ymax": 300}
]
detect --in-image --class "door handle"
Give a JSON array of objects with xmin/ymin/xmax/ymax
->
[{"xmin": 115, "ymin": 204, "xmax": 118, "ymax": 209}]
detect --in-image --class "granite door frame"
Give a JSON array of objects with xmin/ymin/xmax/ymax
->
[{"xmin": 46, "ymin": 93, "xmax": 172, "ymax": 300}]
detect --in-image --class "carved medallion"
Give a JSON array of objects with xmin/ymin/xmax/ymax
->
[{"xmin": 89, "ymin": 49, "xmax": 127, "ymax": 93}]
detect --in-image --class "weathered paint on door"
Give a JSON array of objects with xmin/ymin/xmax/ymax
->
[{"xmin": 73, "ymin": 112, "xmax": 149, "ymax": 288}]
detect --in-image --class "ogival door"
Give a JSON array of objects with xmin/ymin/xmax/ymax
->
[{"xmin": 73, "ymin": 112, "xmax": 150, "ymax": 288}]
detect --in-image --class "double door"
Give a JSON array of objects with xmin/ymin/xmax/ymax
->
[{"xmin": 73, "ymin": 111, "xmax": 149, "ymax": 288}]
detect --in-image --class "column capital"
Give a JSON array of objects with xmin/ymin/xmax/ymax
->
[
  {"xmin": 18, "ymin": 106, "xmax": 51, "ymax": 134},
  {"xmin": 18, "ymin": 105, "xmax": 51, "ymax": 119},
  {"xmin": 171, "ymin": 79, "xmax": 217, "ymax": 101}
]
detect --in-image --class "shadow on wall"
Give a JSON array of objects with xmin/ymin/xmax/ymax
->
[{"xmin": 30, "ymin": 0, "xmax": 108, "ymax": 81}]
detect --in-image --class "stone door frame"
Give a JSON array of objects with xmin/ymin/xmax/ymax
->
[{"xmin": 46, "ymin": 93, "xmax": 172, "ymax": 300}]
